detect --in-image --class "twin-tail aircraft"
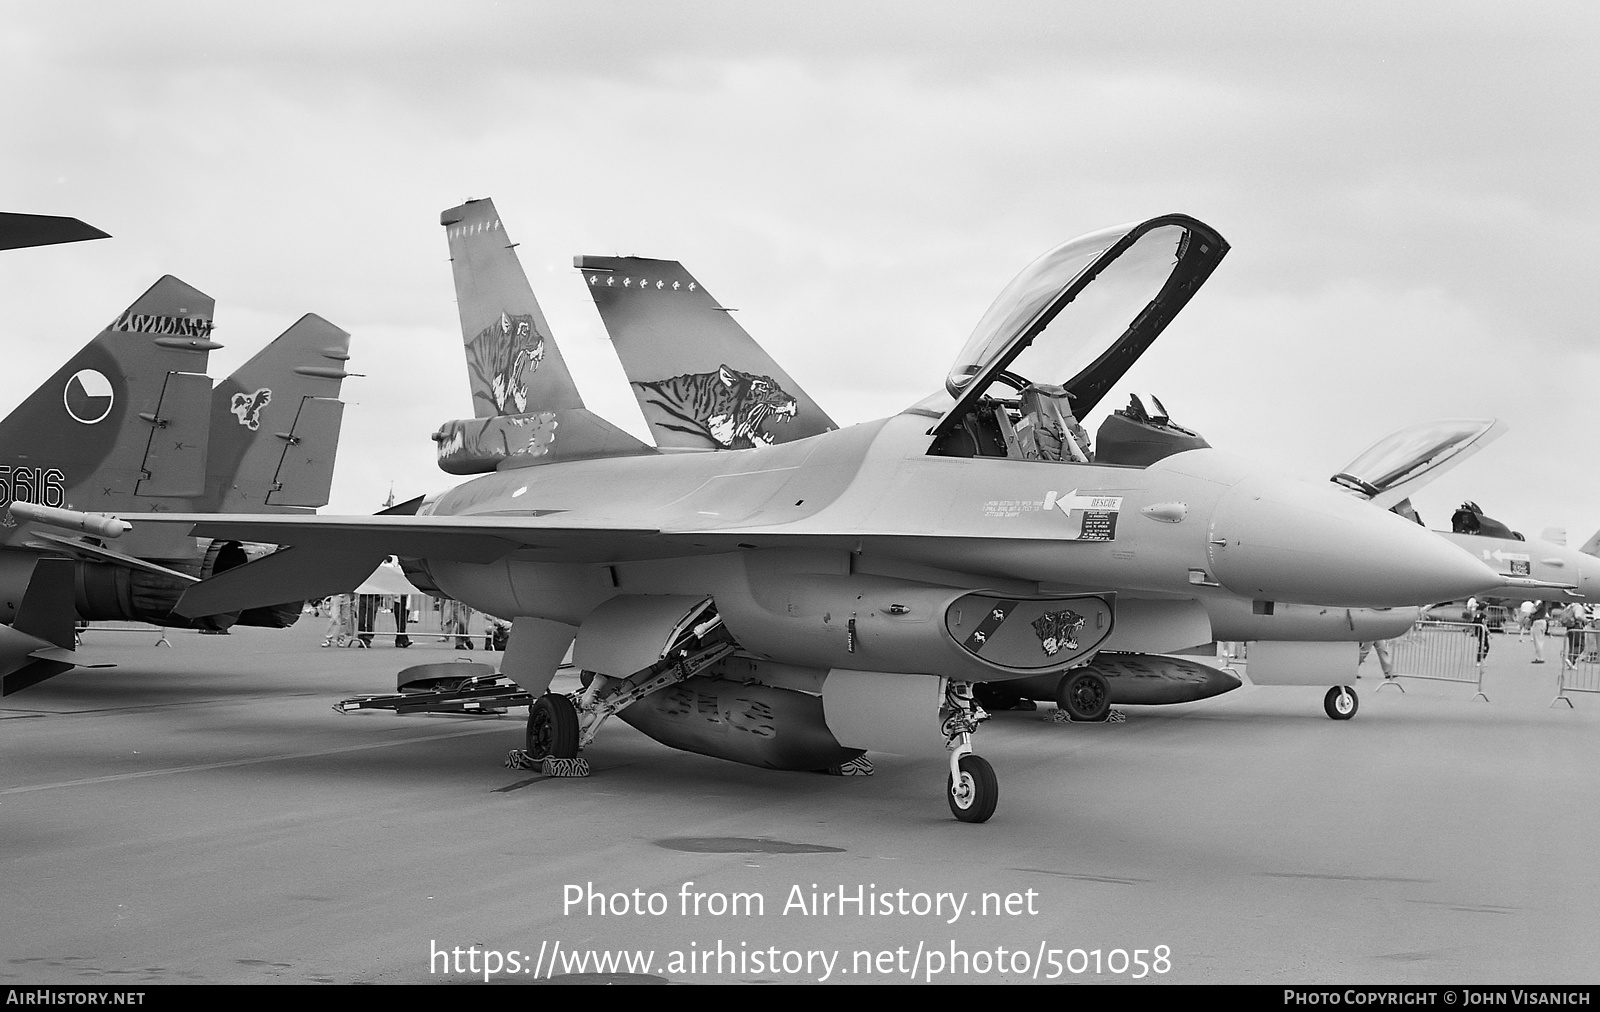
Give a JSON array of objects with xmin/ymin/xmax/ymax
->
[
  {"xmin": 147, "ymin": 199, "xmax": 1506, "ymax": 822},
  {"xmin": 0, "ymin": 277, "xmax": 353, "ymax": 694}
]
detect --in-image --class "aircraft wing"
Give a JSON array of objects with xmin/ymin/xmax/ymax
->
[{"xmin": 124, "ymin": 510, "xmax": 1064, "ymax": 619}]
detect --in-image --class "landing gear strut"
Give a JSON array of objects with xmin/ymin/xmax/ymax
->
[{"xmin": 943, "ymin": 681, "xmax": 998, "ymax": 823}]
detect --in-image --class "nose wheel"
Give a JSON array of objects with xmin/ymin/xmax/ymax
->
[
  {"xmin": 947, "ymin": 754, "xmax": 999, "ymax": 823},
  {"xmin": 942, "ymin": 681, "xmax": 997, "ymax": 823},
  {"xmin": 1324, "ymin": 685, "xmax": 1358, "ymax": 720}
]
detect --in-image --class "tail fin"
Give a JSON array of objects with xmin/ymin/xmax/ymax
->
[
  {"xmin": 1579, "ymin": 529, "xmax": 1600, "ymax": 558},
  {"xmin": 0, "ymin": 276, "xmax": 218, "ymax": 528},
  {"xmin": 441, "ymin": 198, "xmax": 584, "ymax": 418},
  {"xmin": 575, "ymin": 255, "xmax": 835, "ymax": 450},
  {"xmin": 432, "ymin": 200, "xmax": 650, "ymax": 474},
  {"xmin": 203, "ymin": 314, "xmax": 352, "ymax": 512}
]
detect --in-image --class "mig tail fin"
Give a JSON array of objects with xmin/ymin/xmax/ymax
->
[
  {"xmin": 576, "ymin": 255, "xmax": 835, "ymax": 450},
  {"xmin": 433, "ymin": 199, "xmax": 651, "ymax": 474},
  {"xmin": 0, "ymin": 277, "xmax": 218, "ymax": 533},
  {"xmin": 203, "ymin": 314, "xmax": 352, "ymax": 512}
]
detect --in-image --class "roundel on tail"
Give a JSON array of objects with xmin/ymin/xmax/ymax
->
[{"xmin": 63, "ymin": 368, "xmax": 114, "ymax": 424}]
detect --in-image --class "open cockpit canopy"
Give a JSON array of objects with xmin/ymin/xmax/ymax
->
[
  {"xmin": 1331, "ymin": 418, "xmax": 1505, "ymax": 510},
  {"xmin": 925, "ymin": 215, "xmax": 1228, "ymax": 464}
]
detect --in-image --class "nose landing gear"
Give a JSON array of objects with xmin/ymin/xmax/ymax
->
[
  {"xmin": 1324, "ymin": 685, "xmax": 1358, "ymax": 720},
  {"xmin": 943, "ymin": 681, "xmax": 998, "ymax": 823}
]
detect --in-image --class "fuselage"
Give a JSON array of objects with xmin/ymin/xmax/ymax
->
[{"xmin": 417, "ymin": 411, "xmax": 1501, "ymax": 666}]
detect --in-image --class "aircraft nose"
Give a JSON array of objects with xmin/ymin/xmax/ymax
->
[{"xmin": 1207, "ymin": 474, "xmax": 1502, "ymax": 608}]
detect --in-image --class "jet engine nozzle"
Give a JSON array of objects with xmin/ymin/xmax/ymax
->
[{"xmin": 1208, "ymin": 473, "xmax": 1501, "ymax": 609}]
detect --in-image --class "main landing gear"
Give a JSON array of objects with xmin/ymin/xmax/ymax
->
[
  {"xmin": 1057, "ymin": 667, "xmax": 1112, "ymax": 722},
  {"xmin": 1324, "ymin": 685, "xmax": 1358, "ymax": 720},
  {"xmin": 518, "ymin": 610, "xmax": 736, "ymax": 778},
  {"xmin": 943, "ymin": 681, "xmax": 998, "ymax": 823}
]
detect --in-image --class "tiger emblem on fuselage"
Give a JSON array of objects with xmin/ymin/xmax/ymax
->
[
  {"xmin": 466, "ymin": 311, "xmax": 546, "ymax": 416},
  {"xmin": 1032, "ymin": 609, "xmax": 1085, "ymax": 657},
  {"xmin": 634, "ymin": 364, "xmax": 799, "ymax": 449}
]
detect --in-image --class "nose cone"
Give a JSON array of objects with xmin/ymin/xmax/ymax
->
[{"xmin": 1209, "ymin": 474, "xmax": 1502, "ymax": 608}]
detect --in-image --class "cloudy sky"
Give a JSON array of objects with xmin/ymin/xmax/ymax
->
[{"xmin": 2, "ymin": 1, "xmax": 1596, "ymax": 542}]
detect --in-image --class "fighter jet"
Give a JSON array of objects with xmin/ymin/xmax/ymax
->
[
  {"xmin": 144, "ymin": 200, "xmax": 1504, "ymax": 822},
  {"xmin": 579, "ymin": 254, "xmax": 1438, "ymax": 720},
  {"xmin": 1328, "ymin": 418, "xmax": 1600, "ymax": 604},
  {"xmin": 0, "ymin": 280, "xmax": 353, "ymax": 692}
]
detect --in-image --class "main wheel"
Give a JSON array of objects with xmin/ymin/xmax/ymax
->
[
  {"xmin": 1057, "ymin": 669, "xmax": 1111, "ymax": 722},
  {"xmin": 947, "ymin": 754, "xmax": 999, "ymax": 823},
  {"xmin": 526, "ymin": 693, "xmax": 580, "ymax": 758},
  {"xmin": 1324, "ymin": 685, "xmax": 1358, "ymax": 720}
]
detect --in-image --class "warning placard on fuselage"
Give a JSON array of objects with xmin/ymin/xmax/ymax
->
[{"xmin": 1047, "ymin": 489, "xmax": 1122, "ymax": 541}]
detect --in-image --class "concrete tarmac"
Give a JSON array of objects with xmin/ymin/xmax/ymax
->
[{"xmin": 2, "ymin": 621, "xmax": 1597, "ymax": 985}]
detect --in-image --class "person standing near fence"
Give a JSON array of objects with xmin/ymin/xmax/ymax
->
[
  {"xmin": 445, "ymin": 598, "xmax": 474, "ymax": 650},
  {"xmin": 1358, "ymin": 639, "xmax": 1395, "ymax": 679},
  {"xmin": 320, "ymin": 596, "xmax": 341, "ymax": 647},
  {"xmin": 1530, "ymin": 600, "xmax": 1550, "ymax": 664},
  {"xmin": 1562, "ymin": 602, "xmax": 1587, "ymax": 665},
  {"xmin": 392, "ymin": 594, "xmax": 411, "ymax": 648},
  {"xmin": 1467, "ymin": 601, "xmax": 1491, "ymax": 662},
  {"xmin": 352, "ymin": 594, "xmax": 378, "ymax": 648}
]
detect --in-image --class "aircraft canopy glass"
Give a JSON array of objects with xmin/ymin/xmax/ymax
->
[
  {"xmin": 1332, "ymin": 418, "xmax": 1503, "ymax": 505},
  {"xmin": 930, "ymin": 214, "xmax": 1229, "ymax": 446},
  {"xmin": 945, "ymin": 222, "xmax": 1133, "ymax": 395}
]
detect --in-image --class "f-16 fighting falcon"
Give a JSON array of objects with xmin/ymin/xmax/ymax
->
[{"xmin": 141, "ymin": 199, "xmax": 1506, "ymax": 822}]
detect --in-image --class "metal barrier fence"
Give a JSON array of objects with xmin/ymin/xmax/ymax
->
[
  {"xmin": 325, "ymin": 594, "xmax": 504, "ymax": 650},
  {"xmin": 1377, "ymin": 620, "xmax": 1489, "ymax": 702},
  {"xmin": 1553, "ymin": 627, "xmax": 1600, "ymax": 707}
]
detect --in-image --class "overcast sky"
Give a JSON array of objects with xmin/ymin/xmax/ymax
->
[{"xmin": 2, "ymin": 1, "xmax": 1596, "ymax": 543}]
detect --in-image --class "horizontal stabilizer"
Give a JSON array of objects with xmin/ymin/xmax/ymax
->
[
  {"xmin": 0, "ymin": 212, "xmax": 110, "ymax": 251},
  {"xmin": 23, "ymin": 531, "xmax": 200, "ymax": 583},
  {"xmin": 14, "ymin": 558, "xmax": 77, "ymax": 650},
  {"xmin": 2, "ymin": 658, "xmax": 75, "ymax": 696},
  {"xmin": 577, "ymin": 254, "xmax": 836, "ymax": 450},
  {"xmin": 176, "ymin": 545, "xmax": 391, "ymax": 618},
  {"xmin": 378, "ymin": 495, "xmax": 426, "ymax": 516}
]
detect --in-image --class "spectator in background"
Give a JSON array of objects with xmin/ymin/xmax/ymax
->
[
  {"xmin": 1358, "ymin": 639, "xmax": 1395, "ymax": 679},
  {"xmin": 1530, "ymin": 600, "xmax": 1550, "ymax": 664},
  {"xmin": 320, "ymin": 595, "xmax": 345, "ymax": 648},
  {"xmin": 355, "ymin": 594, "xmax": 379, "ymax": 648},
  {"xmin": 392, "ymin": 594, "xmax": 411, "ymax": 649}
]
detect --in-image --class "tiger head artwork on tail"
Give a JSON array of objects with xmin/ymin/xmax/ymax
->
[
  {"xmin": 466, "ymin": 311, "xmax": 546, "ymax": 416},
  {"xmin": 634, "ymin": 364, "xmax": 799, "ymax": 450},
  {"xmin": 434, "ymin": 197, "xmax": 651, "ymax": 473}
]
